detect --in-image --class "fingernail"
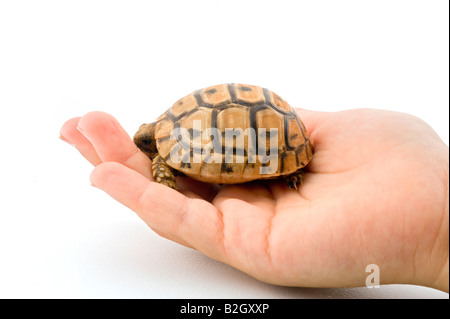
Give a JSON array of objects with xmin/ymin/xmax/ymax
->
[
  {"xmin": 59, "ymin": 135, "xmax": 75, "ymax": 147},
  {"xmin": 76, "ymin": 125, "xmax": 85, "ymax": 134}
]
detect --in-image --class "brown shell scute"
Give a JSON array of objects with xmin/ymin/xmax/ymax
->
[{"xmin": 155, "ymin": 83, "xmax": 313, "ymax": 184}]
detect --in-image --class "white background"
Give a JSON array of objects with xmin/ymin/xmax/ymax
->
[{"xmin": 0, "ymin": 0, "xmax": 448, "ymax": 298}]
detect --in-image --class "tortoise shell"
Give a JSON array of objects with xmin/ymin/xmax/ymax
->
[{"xmin": 150, "ymin": 83, "xmax": 313, "ymax": 184}]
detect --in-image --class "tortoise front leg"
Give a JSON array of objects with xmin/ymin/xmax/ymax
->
[
  {"xmin": 284, "ymin": 169, "xmax": 305, "ymax": 190},
  {"xmin": 152, "ymin": 154, "xmax": 178, "ymax": 190}
]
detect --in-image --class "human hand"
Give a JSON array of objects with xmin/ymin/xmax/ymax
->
[{"xmin": 60, "ymin": 109, "xmax": 449, "ymax": 292}]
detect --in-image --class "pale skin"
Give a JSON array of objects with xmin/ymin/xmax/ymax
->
[{"xmin": 60, "ymin": 109, "xmax": 449, "ymax": 292}]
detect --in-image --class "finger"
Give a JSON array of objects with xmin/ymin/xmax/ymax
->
[
  {"xmin": 212, "ymin": 183, "xmax": 275, "ymax": 212},
  {"xmin": 294, "ymin": 108, "xmax": 330, "ymax": 128},
  {"xmin": 176, "ymin": 176, "xmax": 222, "ymax": 202},
  {"xmin": 90, "ymin": 162, "xmax": 227, "ymax": 261},
  {"xmin": 60, "ymin": 117, "xmax": 102, "ymax": 166},
  {"xmin": 77, "ymin": 111, "xmax": 152, "ymax": 180},
  {"xmin": 90, "ymin": 161, "xmax": 192, "ymax": 247},
  {"xmin": 267, "ymin": 180, "xmax": 311, "ymax": 209},
  {"xmin": 294, "ymin": 108, "xmax": 331, "ymax": 146}
]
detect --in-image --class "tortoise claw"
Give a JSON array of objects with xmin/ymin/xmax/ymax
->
[
  {"xmin": 285, "ymin": 170, "xmax": 305, "ymax": 190},
  {"xmin": 292, "ymin": 181, "xmax": 298, "ymax": 191}
]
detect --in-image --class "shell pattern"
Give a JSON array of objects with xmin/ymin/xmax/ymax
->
[{"xmin": 153, "ymin": 83, "xmax": 313, "ymax": 183}]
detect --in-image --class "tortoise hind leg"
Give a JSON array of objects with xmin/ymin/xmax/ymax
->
[
  {"xmin": 152, "ymin": 154, "xmax": 178, "ymax": 190},
  {"xmin": 284, "ymin": 170, "xmax": 305, "ymax": 190}
]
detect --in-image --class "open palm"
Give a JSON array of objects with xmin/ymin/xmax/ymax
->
[{"xmin": 60, "ymin": 108, "xmax": 448, "ymax": 290}]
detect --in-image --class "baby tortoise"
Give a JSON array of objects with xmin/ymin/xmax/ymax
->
[{"xmin": 134, "ymin": 83, "xmax": 313, "ymax": 190}]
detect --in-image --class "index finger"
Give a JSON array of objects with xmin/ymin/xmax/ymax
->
[{"xmin": 77, "ymin": 111, "xmax": 153, "ymax": 180}]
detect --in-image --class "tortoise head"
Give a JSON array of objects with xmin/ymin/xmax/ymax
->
[{"xmin": 133, "ymin": 122, "xmax": 158, "ymax": 159}]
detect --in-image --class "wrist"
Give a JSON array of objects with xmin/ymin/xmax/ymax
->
[
  {"xmin": 429, "ymin": 151, "xmax": 449, "ymax": 293},
  {"xmin": 434, "ymin": 185, "xmax": 449, "ymax": 293},
  {"xmin": 412, "ymin": 146, "xmax": 449, "ymax": 293},
  {"xmin": 434, "ymin": 256, "xmax": 449, "ymax": 293}
]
